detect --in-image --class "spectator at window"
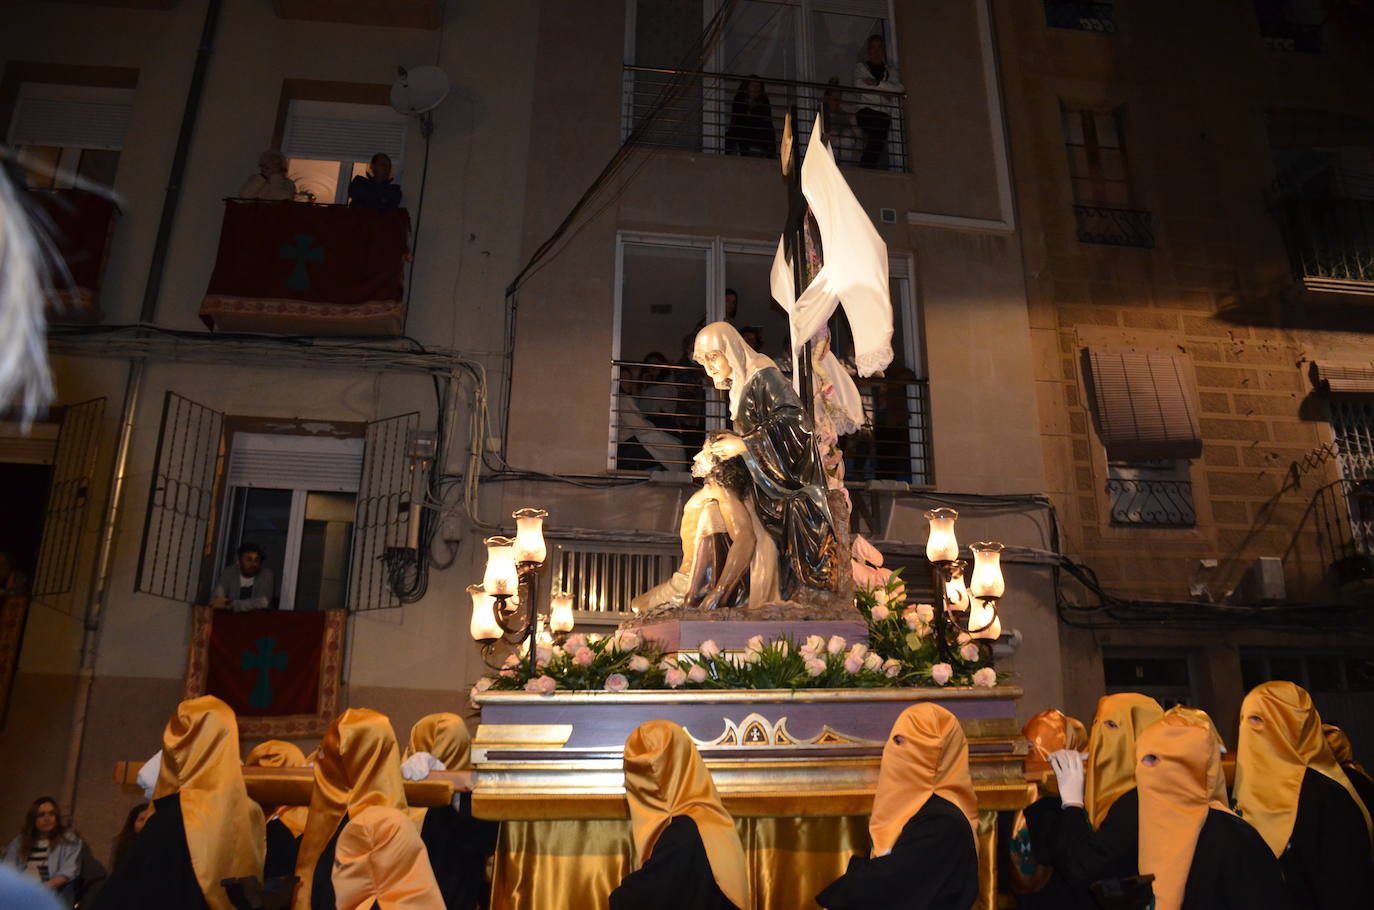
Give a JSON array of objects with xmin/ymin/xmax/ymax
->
[
  {"xmin": 237, "ymin": 151, "xmax": 297, "ymax": 201},
  {"xmin": 723, "ymin": 78, "xmax": 776, "ymax": 158},
  {"xmin": 348, "ymin": 153, "xmax": 402, "ymax": 212},
  {"xmin": 852, "ymin": 35, "xmax": 903, "ymax": 169},
  {"xmin": 2, "ymin": 797, "xmax": 82, "ymax": 907},
  {"xmin": 822, "ymin": 77, "xmax": 862, "ymax": 165},
  {"xmin": 109, "ymin": 803, "xmax": 150, "ymax": 874},
  {"xmin": 209, "ymin": 542, "xmax": 275, "ymax": 611}
]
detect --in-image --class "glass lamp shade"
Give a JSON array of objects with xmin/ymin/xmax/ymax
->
[
  {"xmin": 549, "ymin": 592, "xmax": 575, "ymax": 633},
  {"xmin": 944, "ymin": 569, "xmax": 970, "ymax": 612},
  {"xmin": 925, "ymin": 508, "xmax": 960, "ymax": 563},
  {"xmin": 968, "ymin": 599, "xmax": 1002, "ymax": 640},
  {"xmin": 512, "ymin": 507, "xmax": 548, "ymax": 564},
  {"xmin": 968, "ymin": 542, "xmax": 1006, "ymax": 599},
  {"xmin": 483, "ymin": 536, "xmax": 519, "ymax": 595},
  {"xmin": 467, "ymin": 585, "xmax": 502, "ymax": 641}
]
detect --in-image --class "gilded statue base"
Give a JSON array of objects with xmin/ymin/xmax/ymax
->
[{"xmin": 471, "ymin": 686, "xmax": 1031, "ymax": 910}]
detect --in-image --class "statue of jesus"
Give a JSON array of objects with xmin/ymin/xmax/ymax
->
[{"xmin": 692, "ymin": 321, "xmax": 841, "ymax": 600}]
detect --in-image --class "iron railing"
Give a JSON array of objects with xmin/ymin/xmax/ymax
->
[
  {"xmin": 1271, "ymin": 191, "xmax": 1374, "ymax": 289},
  {"xmin": 622, "ymin": 65, "xmax": 908, "ymax": 173},
  {"xmin": 1074, "ymin": 204, "xmax": 1155, "ymax": 248},
  {"xmin": 1106, "ymin": 478, "xmax": 1197, "ymax": 527},
  {"xmin": 1311, "ymin": 479, "xmax": 1374, "ymax": 588},
  {"xmin": 1044, "ymin": 0, "xmax": 1117, "ymax": 33},
  {"xmin": 1257, "ymin": 9, "xmax": 1325, "ymax": 53},
  {"xmin": 609, "ymin": 359, "xmax": 932, "ymax": 484}
]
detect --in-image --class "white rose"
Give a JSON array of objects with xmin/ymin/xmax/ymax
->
[
  {"xmin": 973, "ymin": 667, "xmax": 997, "ymax": 688},
  {"xmin": 960, "ymin": 643, "xmax": 980, "ymax": 662},
  {"xmin": 870, "ymin": 604, "xmax": 890, "ymax": 621},
  {"xmin": 931, "ymin": 663, "xmax": 953, "ymax": 685}
]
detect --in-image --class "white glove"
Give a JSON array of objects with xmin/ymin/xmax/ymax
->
[
  {"xmin": 400, "ymin": 751, "xmax": 446, "ymax": 781},
  {"xmin": 136, "ymin": 750, "xmax": 163, "ymax": 799},
  {"xmin": 1049, "ymin": 749, "xmax": 1086, "ymax": 809}
]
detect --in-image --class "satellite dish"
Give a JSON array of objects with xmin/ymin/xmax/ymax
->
[{"xmin": 390, "ymin": 65, "xmax": 450, "ymax": 116}]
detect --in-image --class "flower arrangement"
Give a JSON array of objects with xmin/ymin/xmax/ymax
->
[{"xmin": 472, "ymin": 571, "xmax": 1005, "ymax": 703}]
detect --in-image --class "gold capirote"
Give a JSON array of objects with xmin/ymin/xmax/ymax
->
[
  {"xmin": 332, "ymin": 805, "xmax": 445, "ymax": 910},
  {"xmin": 868, "ymin": 702, "xmax": 979, "ymax": 858},
  {"xmin": 1085, "ymin": 693, "xmax": 1164, "ymax": 828},
  {"xmin": 243, "ymin": 739, "xmax": 309, "ymax": 837}
]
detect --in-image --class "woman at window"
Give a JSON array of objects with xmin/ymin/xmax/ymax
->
[
  {"xmin": 723, "ymin": 77, "xmax": 775, "ymax": 158},
  {"xmin": 851, "ymin": 35, "xmax": 903, "ymax": 169},
  {"xmin": 2, "ymin": 797, "xmax": 83, "ymax": 906}
]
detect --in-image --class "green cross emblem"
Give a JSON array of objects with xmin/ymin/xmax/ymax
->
[
  {"xmin": 280, "ymin": 234, "xmax": 324, "ymax": 290},
  {"xmin": 241, "ymin": 636, "xmax": 288, "ymax": 709}
]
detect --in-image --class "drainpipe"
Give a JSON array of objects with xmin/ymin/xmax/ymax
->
[{"xmin": 60, "ymin": 0, "xmax": 223, "ymax": 813}]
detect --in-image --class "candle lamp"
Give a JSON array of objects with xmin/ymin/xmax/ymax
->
[
  {"xmin": 469, "ymin": 508, "xmax": 573, "ymax": 674},
  {"xmin": 923, "ymin": 509, "xmax": 1007, "ymax": 664}
]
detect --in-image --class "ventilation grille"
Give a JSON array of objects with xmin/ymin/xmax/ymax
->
[{"xmin": 552, "ymin": 541, "xmax": 679, "ymax": 615}]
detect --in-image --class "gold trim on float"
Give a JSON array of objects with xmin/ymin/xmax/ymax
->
[
  {"xmin": 476, "ymin": 685, "xmax": 1022, "ymax": 706},
  {"xmin": 474, "ymin": 724, "xmax": 575, "ymax": 749},
  {"xmin": 689, "ymin": 713, "xmax": 883, "ymax": 748}
]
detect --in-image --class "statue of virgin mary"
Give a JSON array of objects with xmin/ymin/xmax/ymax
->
[{"xmin": 692, "ymin": 321, "xmax": 841, "ymax": 600}]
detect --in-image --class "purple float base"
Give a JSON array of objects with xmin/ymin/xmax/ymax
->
[{"xmin": 635, "ymin": 620, "xmax": 868, "ymax": 653}]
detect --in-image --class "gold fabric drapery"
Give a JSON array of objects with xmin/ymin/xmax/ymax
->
[{"xmin": 488, "ymin": 812, "xmax": 1000, "ymax": 910}]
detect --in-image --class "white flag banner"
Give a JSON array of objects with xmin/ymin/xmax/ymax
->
[{"xmin": 770, "ymin": 117, "xmax": 894, "ymax": 378}]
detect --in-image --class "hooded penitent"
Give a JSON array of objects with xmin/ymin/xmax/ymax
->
[
  {"xmin": 293, "ymin": 708, "xmax": 409, "ymax": 910},
  {"xmin": 403, "ymin": 712, "xmax": 470, "ymax": 823},
  {"xmin": 1233, "ymin": 681, "xmax": 1371, "ymax": 857},
  {"xmin": 1022, "ymin": 708, "xmax": 1088, "ymax": 779},
  {"xmin": 331, "ymin": 806, "xmax": 445, "ymax": 910},
  {"xmin": 1085, "ymin": 693, "xmax": 1165, "ymax": 828},
  {"xmin": 243, "ymin": 739, "xmax": 310, "ymax": 837},
  {"xmin": 1135, "ymin": 712, "xmax": 1234, "ymax": 910},
  {"xmin": 868, "ymin": 703, "xmax": 978, "ymax": 858},
  {"xmin": 152, "ymin": 695, "xmax": 265, "ymax": 910},
  {"xmin": 622, "ymin": 720, "xmax": 750, "ymax": 910}
]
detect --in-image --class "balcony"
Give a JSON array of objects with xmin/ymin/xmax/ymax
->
[
  {"xmin": 1044, "ymin": 1, "xmax": 1118, "ymax": 33},
  {"xmin": 1074, "ymin": 204, "xmax": 1154, "ymax": 248},
  {"xmin": 609, "ymin": 359, "xmax": 932, "ymax": 485},
  {"xmin": 1271, "ymin": 182, "xmax": 1374, "ymax": 295},
  {"xmin": 199, "ymin": 200, "xmax": 410, "ymax": 336},
  {"xmin": 1256, "ymin": 7, "xmax": 1325, "ymax": 53},
  {"xmin": 621, "ymin": 66, "xmax": 908, "ymax": 173},
  {"xmin": 30, "ymin": 188, "xmax": 120, "ymax": 323},
  {"xmin": 1106, "ymin": 477, "xmax": 1197, "ymax": 528}
]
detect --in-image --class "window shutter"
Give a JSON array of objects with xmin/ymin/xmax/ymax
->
[
  {"xmin": 1084, "ymin": 349, "xmax": 1202, "ymax": 462},
  {"xmin": 7, "ymin": 84, "xmax": 134, "ymax": 150},
  {"xmin": 349, "ymin": 411, "xmax": 420, "ymax": 612},
  {"xmin": 281, "ymin": 100, "xmax": 407, "ymax": 167},
  {"xmin": 1309, "ymin": 360, "xmax": 1374, "ymax": 396},
  {"xmin": 226, "ymin": 433, "xmax": 363, "ymax": 492},
  {"xmin": 812, "ymin": 0, "xmax": 890, "ymax": 18},
  {"xmin": 31, "ymin": 398, "xmax": 106, "ymax": 602}
]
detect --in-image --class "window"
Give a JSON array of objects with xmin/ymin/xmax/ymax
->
[
  {"xmin": 1329, "ymin": 399, "xmax": 1374, "ymax": 559},
  {"xmin": 611, "ymin": 232, "xmax": 927, "ymax": 481},
  {"xmin": 280, "ymin": 100, "xmax": 407, "ymax": 204},
  {"xmin": 1106, "ymin": 459, "xmax": 1196, "ymax": 527},
  {"xmin": 1254, "ymin": 0, "xmax": 1325, "ymax": 53},
  {"xmin": 1103, "ymin": 650, "xmax": 1195, "ymax": 708},
  {"xmin": 1060, "ymin": 104, "xmax": 1152, "ymax": 247},
  {"xmin": 6, "ymin": 83, "xmax": 131, "ymax": 189},
  {"xmin": 1044, "ymin": 1, "xmax": 1116, "ymax": 33},
  {"xmin": 1241, "ymin": 650, "xmax": 1374, "ymax": 693}
]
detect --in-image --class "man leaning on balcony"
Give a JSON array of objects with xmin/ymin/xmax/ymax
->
[
  {"xmin": 209, "ymin": 542, "xmax": 275, "ymax": 611},
  {"xmin": 852, "ymin": 35, "xmax": 902, "ymax": 169}
]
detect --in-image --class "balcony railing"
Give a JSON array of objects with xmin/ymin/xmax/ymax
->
[
  {"xmin": 609, "ymin": 359, "xmax": 932, "ymax": 484},
  {"xmin": 1044, "ymin": 1, "xmax": 1118, "ymax": 33},
  {"xmin": 1106, "ymin": 478, "xmax": 1197, "ymax": 527},
  {"xmin": 622, "ymin": 65, "xmax": 908, "ymax": 173},
  {"xmin": 1074, "ymin": 204, "xmax": 1155, "ymax": 248},
  {"xmin": 1257, "ymin": 10, "xmax": 1325, "ymax": 53},
  {"xmin": 1271, "ymin": 189, "xmax": 1374, "ymax": 292}
]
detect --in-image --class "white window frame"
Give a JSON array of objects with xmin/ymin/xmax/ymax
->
[
  {"xmin": 610, "ymin": 230, "xmax": 922, "ymax": 472},
  {"xmin": 215, "ymin": 433, "xmax": 364, "ymax": 611},
  {"xmin": 281, "ymin": 100, "xmax": 408, "ymax": 204}
]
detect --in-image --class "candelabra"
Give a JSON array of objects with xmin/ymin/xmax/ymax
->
[
  {"xmin": 468, "ymin": 508, "xmax": 575, "ymax": 674},
  {"xmin": 923, "ymin": 508, "xmax": 1005, "ymax": 663}
]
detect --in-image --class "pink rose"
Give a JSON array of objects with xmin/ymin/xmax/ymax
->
[
  {"xmin": 805, "ymin": 657, "xmax": 827, "ymax": 677},
  {"xmin": 746, "ymin": 634, "xmax": 765, "ymax": 653},
  {"xmin": 870, "ymin": 604, "xmax": 890, "ymax": 622},
  {"xmin": 628, "ymin": 655, "xmax": 650, "ymax": 673},
  {"xmin": 665, "ymin": 667, "xmax": 687, "ymax": 688},
  {"xmin": 882, "ymin": 659, "xmax": 901, "ymax": 678},
  {"xmin": 658, "ymin": 658, "xmax": 677, "ymax": 672},
  {"xmin": 957, "ymin": 631, "xmax": 973, "ymax": 647},
  {"xmin": 931, "ymin": 663, "xmax": 953, "ymax": 685},
  {"xmin": 574, "ymin": 648, "xmax": 595, "ymax": 667},
  {"xmin": 604, "ymin": 673, "xmax": 629, "ymax": 692},
  {"xmin": 525, "ymin": 676, "xmax": 556, "ymax": 694},
  {"xmin": 915, "ymin": 603, "xmax": 935, "ymax": 623},
  {"xmin": 698, "ymin": 639, "xmax": 721, "ymax": 659},
  {"xmin": 960, "ymin": 643, "xmax": 980, "ymax": 662},
  {"xmin": 563, "ymin": 634, "xmax": 586, "ymax": 653},
  {"xmin": 844, "ymin": 655, "xmax": 864, "ymax": 674},
  {"xmin": 826, "ymin": 635, "xmax": 846, "ymax": 654},
  {"xmin": 687, "ymin": 665, "xmax": 708, "ymax": 684},
  {"xmin": 973, "ymin": 667, "xmax": 997, "ymax": 688},
  {"xmin": 618, "ymin": 630, "xmax": 640, "ymax": 651},
  {"xmin": 536, "ymin": 646, "xmax": 553, "ymax": 666}
]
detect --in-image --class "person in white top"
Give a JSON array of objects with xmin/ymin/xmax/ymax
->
[
  {"xmin": 237, "ymin": 150, "xmax": 297, "ymax": 201},
  {"xmin": 851, "ymin": 35, "xmax": 904, "ymax": 169}
]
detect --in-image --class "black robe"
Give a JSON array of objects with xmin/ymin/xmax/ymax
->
[
  {"xmin": 420, "ymin": 795, "xmax": 500, "ymax": 910},
  {"xmin": 1022, "ymin": 788, "xmax": 1138, "ymax": 895},
  {"xmin": 89, "ymin": 793, "xmax": 210, "ymax": 910},
  {"xmin": 1002, "ymin": 800, "xmax": 1093, "ymax": 910},
  {"xmin": 1168, "ymin": 809, "xmax": 1291, "ymax": 910},
  {"xmin": 263, "ymin": 817, "xmax": 300, "ymax": 882},
  {"xmin": 815, "ymin": 795, "xmax": 978, "ymax": 910},
  {"xmin": 609, "ymin": 816, "xmax": 738, "ymax": 910},
  {"xmin": 1340, "ymin": 763, "xmax": 1374, "ymax": 821},
  {"xmin": 310, "ymin": 818, "xmax": 348, "ymax": 910},
  {"xmin": 1275, "ymin": 767, "xmax": 1374, "ymax": 910},
  {"xmin": 734, "ymin": 367, "xmax": 839, "ymax": 598}
]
